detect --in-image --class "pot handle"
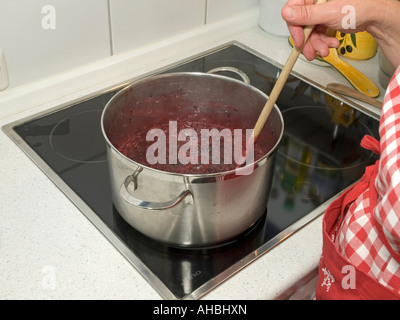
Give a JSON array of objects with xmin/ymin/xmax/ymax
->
[
  {"xmin": 120, "ymin": 171, "xmax": 193, "ymax": 211},
  {"xmin": 207, "ymin": 67, "xmax": 251, "ymax": 85}
]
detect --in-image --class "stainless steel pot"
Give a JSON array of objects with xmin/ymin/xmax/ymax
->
[{"xmin": 101, "ymin": 71, "xmax": 284, "ymax": 247}]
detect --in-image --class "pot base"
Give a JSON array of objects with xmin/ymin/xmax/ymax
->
[{"xmin": 114, "ymin": 204, "xmax": 268, "ymax": 250}]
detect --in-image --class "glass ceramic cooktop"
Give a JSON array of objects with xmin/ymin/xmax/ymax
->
[{"xmin": 2, "ymin": 42, "xmax": 380, "ymax": 300}]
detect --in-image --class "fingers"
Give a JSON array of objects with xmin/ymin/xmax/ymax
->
[
  {"xmin": 282, "ymin": 1, "xmax": 329, "ymax": 48},
  {"xmin": 298, "ymin": 31, "xmax": 340, "ymax": 60},
  {"xmin": 282, "ymin": 0, "xmax": 341, "ymax": 60},
  {"xmin": 287, "ymin": 24, "xmax": 306, "ymax": 49}
]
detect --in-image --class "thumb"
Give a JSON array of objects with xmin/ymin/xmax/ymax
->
[{"xmin": 282, "ymin": 3, "xmax": 329, "ymax": 27}]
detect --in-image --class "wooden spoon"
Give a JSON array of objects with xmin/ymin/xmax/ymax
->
[
  {"xmin": 327, "ymin": 82, "xmax": 382, "ymax": 109},
  {"xmin": 253, "ymin": 0, "xmax": 328, "ymax": 143},
  {"xmin": 237, "ymin": 0, "xmax": 328, "ymax": 170}
]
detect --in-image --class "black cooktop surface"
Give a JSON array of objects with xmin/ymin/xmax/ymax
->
[{"xmin": 6, "ymin": 43, "xmax": 379, "ymax": 299}]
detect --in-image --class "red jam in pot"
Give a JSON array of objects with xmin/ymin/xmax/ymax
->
[{"xmin": 107, "ymin": 101, "xmax": 278, "ymax": 174}]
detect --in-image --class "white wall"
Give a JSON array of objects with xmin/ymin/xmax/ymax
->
[{"xmin": 0, "ymin": 0, "xmax": 259, "ymax": 92}]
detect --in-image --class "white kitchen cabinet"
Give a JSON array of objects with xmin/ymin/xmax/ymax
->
[
  {"xmin": 206, "ymin": 0, "xmax": 259, "ymax": 24},
  {"xmin": 0, "ymin": 0, "xmax": 110, "ymax": 90},
  {"xmin": 109, "ymin": 0, "xmax": 206, "ymax": 54}
]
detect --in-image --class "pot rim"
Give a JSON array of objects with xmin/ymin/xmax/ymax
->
[{"xmin": 100, "ymin": 71, "xmax": 284, "ymax": 178}]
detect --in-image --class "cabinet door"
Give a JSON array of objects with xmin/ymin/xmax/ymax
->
[
  {"xmin": 206, "ymin": 0, "xmax": 258, "ymax": 23},
  {"xmin": 0, "ymin": 0, "xmax": 110, "ymax": 90},
  {"xmin": 109, "ymin": 0, "xmax": 206, "ymax": 54}
]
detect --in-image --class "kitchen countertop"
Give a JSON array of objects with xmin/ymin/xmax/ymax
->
[{"xmin": 0, "ymin": 10, "xmax": 383, "ymax": 300}]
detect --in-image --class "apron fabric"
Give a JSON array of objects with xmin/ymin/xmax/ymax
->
[
  {"xmin": 315, "ymin": 136, "xmax": 400, "ymax": 299},
  {"xmin": 314, "ymin": 66, "xmax": 400, "ymax": 300}
]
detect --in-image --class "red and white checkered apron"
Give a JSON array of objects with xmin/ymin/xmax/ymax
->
[{"xmin": 315, "ymin": 67, "xmax": 400, "ymax": 299}]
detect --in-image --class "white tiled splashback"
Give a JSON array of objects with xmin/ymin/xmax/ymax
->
[
  {"xmin": 0, "ymin": 0, "xmax": 258, "ymax": 92},
  {"xmin": 109, "ymin": 0, "xmax": 206, "ymax": 54},
  {"xmin": 206, "ymin": 0, "xmax": 258, "ymax": 23},
  {"xmin": 0, "ymin": 0, "xmax": 111, "ymax": 90}
]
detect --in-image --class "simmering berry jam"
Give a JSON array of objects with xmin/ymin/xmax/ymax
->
[
  {"xmin": 106, "ymin": 100, "xmax": 279, "ymax": 174},
  {"xmin": 114, "ymin": 123, "xmax": 268, "ymax": 174}
]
